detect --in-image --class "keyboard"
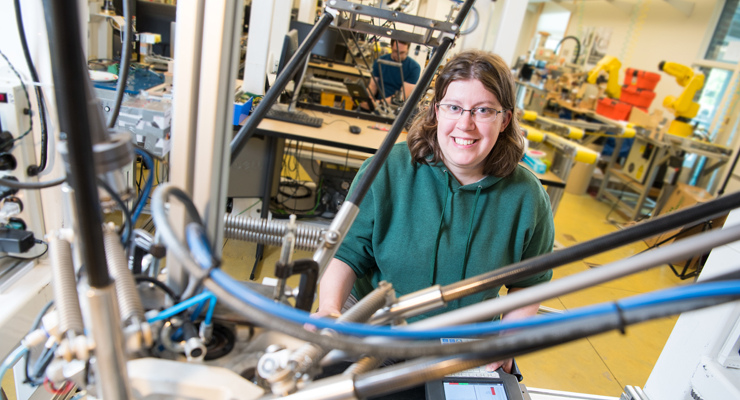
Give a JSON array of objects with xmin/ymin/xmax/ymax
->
[{"xmin": 265, "ymin": 109, "xmax": 323, "ymax": 128}]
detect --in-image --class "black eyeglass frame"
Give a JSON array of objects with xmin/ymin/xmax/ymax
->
[{"xmin": 435, "ymin": 103, "xmax": 506, "ymax": 122}]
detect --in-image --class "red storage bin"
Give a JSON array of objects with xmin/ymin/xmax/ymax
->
[
  {"xmin": 623, "ymin": 68, "xmax": 661, "ymax": 91},
  {"xmin": 620, "ymin": 85, "xmax": 657, "ymax": 108},
  {"xmin": 596, "ymin": 98, "xmax": 632, "ymax": 121}
]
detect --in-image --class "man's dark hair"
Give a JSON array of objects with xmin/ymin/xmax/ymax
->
[{"xmin": 390, "ymin": 39, "xmax": 410, "ymax": 47}]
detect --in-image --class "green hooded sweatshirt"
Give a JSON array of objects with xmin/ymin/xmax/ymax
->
[{"xmin": 335, "ymin": 142, "xmax": 555, "ymax": 321}]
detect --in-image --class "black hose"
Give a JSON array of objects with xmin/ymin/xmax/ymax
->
[
  {"xmin": 97, "ymin": 178, "xmax": 132, "ymax": 244},
  {"xmin": 0, "ymin": 176, "xmax": 65, "ymax": 189},
  {"xmin": 292, "ymin": 259, "xmax": 319, "ymax": 312},
  {"xmin": 13, "ymin": 0, "xmax": 48, "ymax": 176},
  {"xmin": 230, "ymin": 13, "xmax": 335, "ymax": 164},
  {"xmin": 442, "ymin": 189, "xmax": 740, "ymax": 302},
  {"xmin": 135, "ymin": 275, "xmax": 180, "ymax": 303},
  {"xmin": 107, "ymin": 0, "xmax": 132, "ymax": 128},
  {"xmin": 42, "ymin": 0, "xmax": 111, "ymax": 288},
  {"xmin": 554, "ymin": 36, "xmax": 581, "ymax": 64}
]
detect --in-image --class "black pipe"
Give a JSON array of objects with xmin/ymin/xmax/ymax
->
[
  {"xmin": 554, "ymin": 36, "xmax": 581, "ymax": 64},
  {"xmin": 42, "ymin": 0, "xmax": 111, "ymax": 288},
  {"xmin": 230, "ymin": 13, "xmax": 334, "ymax": 164},
  {"xmin": 293, "ymin": 259, "xmax": 319, "ymax": 312},
  {"xmin": 442, "ymin": 190, "xmax": 740, "ymax": 302},
  {"xmin": 13, "ymin": 0, "xmax": 48, "ymax": 176},
  {"xmin": 718, "ymin": 144, "xmax": 740, "ymax": 195},
  {"xmin": 346, "ymin": 0, "xmax": 475, "ymax": 206}
]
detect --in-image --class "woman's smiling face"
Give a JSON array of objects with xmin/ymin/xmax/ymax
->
[{"xmin": 435, "ymin": 79, "xmax": 511, "ymax": 184}]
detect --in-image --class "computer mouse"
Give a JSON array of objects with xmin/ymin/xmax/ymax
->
[{"xmin": 349, "ymin": 125, "xmax": 361, "ymax": 134}]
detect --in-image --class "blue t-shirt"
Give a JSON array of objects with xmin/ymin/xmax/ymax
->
[{"xmin": 372, "ymin": 54, "xmax": 421, "ymax": 99}]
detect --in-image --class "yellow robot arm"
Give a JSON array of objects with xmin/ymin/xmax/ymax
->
[
  {"xmin": 587, "ymin": 56, "xmax": 622, "ymax": 99},
  {"xmin": 659, "ymin": 61, "xmax": 704, "ymax": 119}
]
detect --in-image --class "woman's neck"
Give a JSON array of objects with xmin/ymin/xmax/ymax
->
[{"xmin": 446, "ymin": 165, "xmax": 485, "ymax": 186}]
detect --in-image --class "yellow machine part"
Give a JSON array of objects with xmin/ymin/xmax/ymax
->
[
  {"xmin": 538, "ymin": 116, "xmax": 585, "ymax": 140},
  {"xmin": 522, "ymin": 126, "xmax": 545, "ymax": 142},
  {"xmin": 667, "ymin": 119, "xmax": 694, "ymax": 138},
  {"xmin": 522, "ymin": 110, "xmax": 538, "ymax": 121},
  {"xmin": 588, "ymin": 55, "xmax": 622, "ymax": 99},
  {"xmin": 521, "ymin": 125, "xmax": 598, "ymax": 164},
  {"xmin": 622, "ymin": 126, "xmax": 636, "ymax": 138}
]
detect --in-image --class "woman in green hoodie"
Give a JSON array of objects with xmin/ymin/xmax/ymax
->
[{"xmin": 316, "ymin": 50, "xmax": 555, "ymax": 373}]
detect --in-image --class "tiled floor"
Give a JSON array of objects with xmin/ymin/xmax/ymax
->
[{"xmin": 222, "ymin": 190, "xmax": 687, "ymax": 397}]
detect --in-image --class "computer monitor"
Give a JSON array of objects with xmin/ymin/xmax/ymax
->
[
  {"xmin": 277, "ymin": 30, "xmax": 301, "ymax": 82},
  {"xmin": 135, "ymin": 1, "xmax": 176, "ymax": 57},
  {"xmin": 289, "ymin": 20, "xmax": 340, "ymax": 61}
]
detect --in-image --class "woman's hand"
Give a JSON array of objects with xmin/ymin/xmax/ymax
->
[
  {"xmin": 485, "ymin": 359, "xmax": 513, "ymax": 373},
  {"xmin": 305, "ymin": 308, "xmax": 342, "ymax": 332}
]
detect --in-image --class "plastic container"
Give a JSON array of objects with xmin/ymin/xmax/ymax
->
[
  {"xmin": 623, "ymin": 68, "xmax": 661, "ymax": 91},
  {"xmin": 596, "ymin": 98, "xmax": 632, "ymax": 121},
  {"xmin": 233, "ymin": 96, "xmax": 253, "ymax": 125},
  {"xmin": 620, "ymin": 85, "xmax": 657, "ymax": 108}
]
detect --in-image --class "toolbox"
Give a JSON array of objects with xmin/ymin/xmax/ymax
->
[
  {"xmin": 623, "ymin": 68, "xmax": 661, "ymax": 91},
  {"xmin": 620, "ymin": 85, "xmax": 657, "ymax": 109},
  {"xmin": 596, "ymin": 98, "xmax": 633, "ymax": 121}
]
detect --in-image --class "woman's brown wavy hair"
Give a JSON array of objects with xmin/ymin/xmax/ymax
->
[{"xmin": 407, "ymin": 50, "xmax": 523, "ymax": 178}]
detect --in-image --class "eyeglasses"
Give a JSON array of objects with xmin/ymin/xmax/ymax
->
[{"xmin": 436, "ymin": 104, "xmax": 505, "ymax": 123}]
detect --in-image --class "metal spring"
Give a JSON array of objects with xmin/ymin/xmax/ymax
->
[
  {"xmin": 223, "ymin": 214, "xmax": 324, "ymax": 243},
  {"xmin": 340, "ymin": 281, "xmax": 394, "ymax": 323},
  {"xmin": 343, "ymin": 356, "xmax": 383, "ymax": 376},
  {"xmin": 103, "ymin": 228, "xmax": 145, "ymax": 323},
  {"xmin": 223, "ymin": 227, "xmax": 320, "ymax": 251},
  {"xmin": 289, "ymin": 342, "xmax": 327, "ymax": 375},
  {"xmin": 49, "ymin": 237, "xmax": 84, "ymax": 335}
]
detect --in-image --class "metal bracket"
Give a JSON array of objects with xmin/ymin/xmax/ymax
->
[{"xmin": 329, "ymin": 0, "xmax": 460, "ymax": 46}]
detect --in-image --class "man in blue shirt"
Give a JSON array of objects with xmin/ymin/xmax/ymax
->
[{"xmin": 364, "ymin": 40, "xmax": 421, "ymax": 109}]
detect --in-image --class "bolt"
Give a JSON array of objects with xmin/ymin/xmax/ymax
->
[
  {"xmin": 451, "ymin": 24, "xmax": 459, "ymax": 31},
  {"xmin": 330, "ymin": 0, "xmax": 336, "ymax": 5},
  {"xmin": 387, "ymin": 30, "xmax": 393, "ymax": 35},
  {"xmin": 429, "ymin": 21, "xmax": 436, "ymax": 27},
  {"xmin": 326, "ymin": 231, "xmax": 339, "ymax": 242},
  {"xmin": 393, "ymin": 12, "xmax": 398, "ymax": 17},
  {"xmin": 352, "ymin": 4, "xmax": 359, "ymax": 10}
]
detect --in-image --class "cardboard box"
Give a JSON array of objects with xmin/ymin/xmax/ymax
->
[{"xmin": 646, "ymin": 183, "xmax": 727, "ymax": 275}]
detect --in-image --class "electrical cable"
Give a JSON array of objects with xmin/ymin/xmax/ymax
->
[
  {"xmin": 107, "ymin": 0, "xmax": 132, "ymax": 128},
  {"xmin": 13, "ymin": 0, "xmax": 49, "ymax": 176},
  {"xmin": 97, "ymin": 178, "xmax": 132, "ymax": 245},
  {"xmin": 132, "ymin": 148, "xmax": 154, "ymax": 226},
  {"xmin": 0, "ymin": 176, "xmax": 66, "ymax": 189}
]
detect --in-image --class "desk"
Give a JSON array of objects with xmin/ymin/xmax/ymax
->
[
  {"xmin": 308, "ymin": 61, "xmax": 372, "ymax": 79},
  {"xmin": 236, "ymin": 109, "xmax": 400, "ymax": 278}
]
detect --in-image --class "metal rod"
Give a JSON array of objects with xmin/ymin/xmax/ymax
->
[
  {"xmin": 42, "ymin": 0, "xmax": 111, "ymax": 288},
  {"xmin": 86, "ymin": 285, "xmax": 132, "ymax": 400},
  {"xmin": 230, "ymin": 12, "xmax": 334, "ymax": 164},
  {"xmin": 414, "ymin": 222, "xmax": 740, "ymax": 329},
  {"xmin": 441, "ymin": 189, "xmax": 740, "ymax": 303}
]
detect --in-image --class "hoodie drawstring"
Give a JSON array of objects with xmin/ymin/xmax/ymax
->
[
  {"xmin": 429, "ymin": 171, "xmax": 450, "ymax": 285},
  {"xmin": 460, "ymin": 185, "xmax": 482, "ymax": 281}
]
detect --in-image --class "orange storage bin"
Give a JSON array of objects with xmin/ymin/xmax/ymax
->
[
  {"xmin": 620, "ymin": 85, "xmax": 657, "ymax": 109},
  {"xmin": 596, "ymin": 98, "xmax": 632, "ymax": 121},
  {"xmin": 623, "ymin": 68, "xmax": 661, "ymax": 91}
]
